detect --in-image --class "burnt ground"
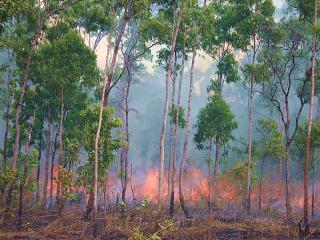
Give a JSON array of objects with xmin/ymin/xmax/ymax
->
[{"xmin": 0, "ymin": 206, "xmax": 320, "ymax": 240}]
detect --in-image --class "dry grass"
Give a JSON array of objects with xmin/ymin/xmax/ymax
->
[{"xmin": 1, "ymin": 206, "xmax": 320, "ymax": 239}]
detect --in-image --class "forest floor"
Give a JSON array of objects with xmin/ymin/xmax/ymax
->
[{"xmin": 1, "ymin": 206, "xmax": 320, "ymax": 240}]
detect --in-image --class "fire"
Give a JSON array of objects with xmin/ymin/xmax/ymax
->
[{"xmin": 133, "ymin": 168, "xmax": 209, "ymax": 204}]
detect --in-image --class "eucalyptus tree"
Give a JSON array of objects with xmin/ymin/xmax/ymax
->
[
  {"xmin": 256, "ymin": 118, "xmax": 285, "ymax": 215},
  {"xmin": 33, "ymin": 26, "xmax": 97, "ymax": 211},
  {"xmin": 91, "ymin": 2, "xmax": 153, "ymax": 226},
  {"xmin": 293, "ymin": 121, "xmax": 320, "ymax": 222},
  {"xmin": 259, "ymin": 18, "xmax": 310, "ymax": 220},
  {"xmin": 68, "ymin": 0, "xmax": 114, "ymax": 51},
  {"xmin": 117, "ymin": 21, "xmax": 146, "ymax": 204},
  {"xmin": 288, "ymin": 0, "xmax": 319, "ymax": 232},
  {"xmin": 228, "ymin": 0, "xmax": 275, "ymax": 215},
  {"xmin": 10, "ymin": 0, "xmax": 83, "ymax": 171},
  {"xmin": 177, "ymin": 0, "xmax": 216, "ymax": 218},
  {"xmin": 194, "ymin": 95, "xmax": 237, "ymax": 210}
]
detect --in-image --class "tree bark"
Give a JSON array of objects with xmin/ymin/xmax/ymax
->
[
  {"xmin": 170, "ymin": 46, "xmax": 186, "ymax": 217},
  {"xmin": 121, "ymin": 54, "xmax": 133, "ymax": 204},
  {"xmin": 312, "ymin": 164, "xmax": 315, "ymax": 221},
  {"xmin": 12, "ymin": 32, "xmax": 41, "ymax": 169},
  {"xmin": 303, "ymin": 0, "xmax": 317, "ymax": 234},
  {"xmin": 168, "ymin": 54, "xmax": 177, "ymax": 201},
  {"xmin": 36, "ymin": 145, "xmax": 42, "ymax": 202},
  {"xmin": 50, "ymin": 127, "xmax": 59, "ymax": 200},
  {"xmin": 285, "ymin": 144, "xmax": 292, "ymax": 221},
  {"xmin": 56, "ymin": 87, "xmax": 64, "ymax": 212},
  {"xmin": 103, "ymin": 1, "xmax": 132, "ymax": 107},
  {"xmin": 179, "ymin": 44, "xmax": 196, "ymax": 219},
  {"xmin": 43, "ymin": 108, "xmax": 52, "ymax": 208},
  {"xmin": 207, "ymin": 139, "xmax": 213, "ymax": 211},
  {"xmin": 159, "ymin": 7, "xmax": 182, "ymax": 209},
  {"xmin": 86, "ymin": 19, "xmax": 115, "ymax": 219},
  {"xmin": 212, "ymin": 142, "xmax": 220, "ymax": 207},
  {"xmin": 246, "ymin": 32, "xmax": 257, "ymax": 215},
  {"xmin": 2, "ymin": 60, "xmax": 12, "ymax": 166},
  {"xmin": 259, "ymin": 155, "xmax": 266, "ymax": 215},
  {"xmin": 246, "ymin": 78, "xmax": 254, "ymax": 215},
  {"xmin": 18, "ymin": 116, "xmax": 34, "ymax": 229}
]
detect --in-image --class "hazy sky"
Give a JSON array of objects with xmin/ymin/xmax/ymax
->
[{"xmin": 273, "ymin": 0, "xmax": 285, "ymax": 8}]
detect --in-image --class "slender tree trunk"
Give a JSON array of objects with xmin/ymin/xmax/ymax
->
[
  {"xmin": 246, "ymin": 79, "xmax": 254, "ymax": 215},
  {"xmin": 43, "ymin": 109, "xmax": 52, "ymax": 208},
  {"xmin": 91, "ymin": 13, "xmax": 124, "ymax": 232},
  {"xmin": 303, "ymin": 0, "xmax": 317, "ymax": 234},
  {"xmin": 259, "ymin": 155, "xmax": 266, "ymax": 215},
  {"xmin": 50, "ymin": 127, "xmax": 58, "ymax": 200},
  {"xmin": 18, "ymin": 116, "xmax": 34, "ymax": 229},
  {"xmin": 159, "ymin": 8, "xmax": 182, "ymax": 209},
  {"xmin": 207, "ymin": 139, "xmax": 213, "ymax": 211},
  {"xmin": 285, "ymin": 144, "xmax": 292, "ymax": 221},
  {"xmin": 212, "ymin": 142, "xmax": 220, "ymax": 206},
  {"xmin": 168, "ymin": 54, "xmax": 177, "ymax": 201},
  {"xmin": 87, "ymin": 21, "xmax": 115, "ymax": 219},
  {"xmin": 36, "ymin": 145, "xmax": 41, "ymax": 202},
  {"xmin": 121, "ymin": 59, "xmax": 132, "ymax": 204},
  {"xmin": 103, "ymin": 2, "xmax": 132, "ymax": 107},
  {"xmin": 2, "ymin": 65, "xmax": 12, "ymax": 166},
  {"xmin": 246, "ymin": 33, "xmax": 256, "ymax": 215},
  {"xmin": 12, "ymin": 32, "xmax": 41, "ymax": 169},
  {"xmin": 179, "ymin": 44, "xmax": 196, "ymax": 219},
  {"xmin": 92, "ymin": 66, "xmax": 106, "ymax": 236},
  {"xmin": 312, "ymin": 164, "xmax": 315, "ymax": 221},
  {"xmin": 169, "ymin": 46, "xmax": 186, "ymax": 216},
  {"xmin": 56, "ymin": 87, "xmax": 64, "ymax": 212}
]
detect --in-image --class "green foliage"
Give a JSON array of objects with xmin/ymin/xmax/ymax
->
[
  {"xmin": 60, "ymin": 167, "xmax": 77, "ymax": 202},
  {"xmin": 131, "ymin": 228, "xmax": 161, "ymax": 240},
  {"xmin": 194, "ymin": 95, "xmax": 237, "ymax": 150},
  {"xmin": 292, "ymin": 121, "xmax": 320, "ymax": 168},
  {"xmin": 0, "ymin": 167, "xmax": 18, "ymax": 205},
  {"xmin": 227, "ymin": 160, "xmax": 258, "ymax": 194},
  {"xmin": 208, "ymin": 53, "xmax": 240, "ymax": 94},
  {"xmin": 77, "ymin": 106, "xmax": 125, "ymax": 191},
  {"xmin": 256, "ymin": 118, "xmax": 285, "ymax": 160},
  {"xmin": 288, "ymin": 0, "xmax": 320, "ymax": 21},
  {"xmin": 243, "ymin": 63, "xmax": 271, "ymax": 85},
  {"xmin": 169, "ymin": 104, "xmax": 187, "ymax": 128}
]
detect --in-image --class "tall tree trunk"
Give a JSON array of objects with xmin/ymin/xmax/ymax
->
[
  {"xmin": 285, "ymin": 144, "xmax": 292, "ymax": 221},
  {"xmin": 103, "ymin": 2, "xmax": 132, "ymax": 107},
  {"xmin": 207, "ymin": 139, "xmax": 213, "ymax": 211},
  {"xmin": 259, "ymin": 155, "xmax": 266, "ymax": 215},
  {"xmin": 246, "ymin": 79, "xmax": 254, "ymax": 215},
  {"xmin": 169, "ymin": 46, "xmax": 186, "ymax": 216},
  {"xmin": 168, "ymin": 54, "xmax": 177, "ymax": 201},
  {"xmin": 279, "ymin": 111, "xmax": 284, "ymax": 192},
  {"xmin": 246, "ymin": 33, "xmax": 256, "ymax": 215},
  {"xmin": 303, "ymin": 0, "xmax": 317, "ymax": 234},
  {"xmin": 179, "ymin": 44, "xmax": 196, "ymax": 219},
  {"xmin": 212, "ymin": 142, "xmax": 220, "ymax": 207},
  {"xmin": 2, "ymin": 61, "xmax": 12, "ymax": 166},
  {"xmin": 56, "ymin": 87, "xmax": 64, "ymax": 212},
  {"xmin": 50, "ymin": 127, "xmax": 58, "ymax": 200},
  {"xmin": 12, "ymin": 32, "xmax": 41, "ymax": 169},
  {"xmin": 312, "ymin": 164, "xmax": 315, "ymax": 221},
  {"xmin": 18, "ymin": 115, "xmax": 34, "ymax": 229},
  {"xmin": 36, "ymin": 145, "xmax": 41, "ymax": 203},
  {"xmin": 43, "ymin": 109, "xmax": 52, "ymax": 208},
  {"xmin": 159, "ymin": 8, "xmax": 182, "ymax": 208},
  {"xmin": 92, "ymin": 70, "xmax": 105, "ymax": 236},
  {"xmin": 87, "ymin": 20, "xmax": 115, "ymax": 219},
  {"xmin": 121, "ymin": 57, "xmax": 133, "ymax": 204}
]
